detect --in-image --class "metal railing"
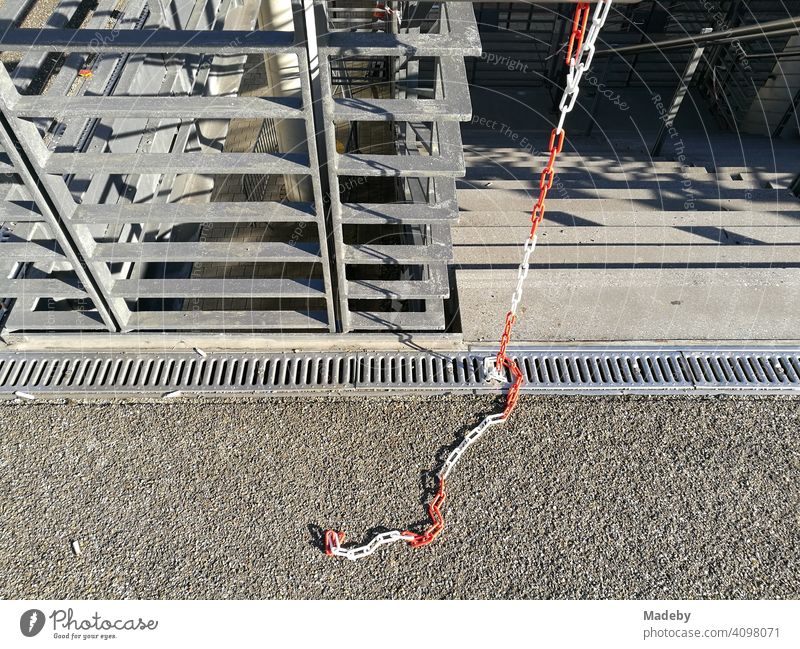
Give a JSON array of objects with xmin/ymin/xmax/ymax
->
[
  {"xmin": 0, "ymin": 0, "xmax": 338, "ymax": 334},
  {"xmin": 0, "ymin": 0, "xmax": 480, "ymax": 336}
]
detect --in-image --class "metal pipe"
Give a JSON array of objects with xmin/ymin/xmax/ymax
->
[
  {"xmin": 584, "ymin": 55, "xmax": 612, "ymax": 136},
  {"xmin": 744, "ymin": 48, "xmax": 800, "ymax": 60},
  {"xmin": 595, "ymin": 16, "xmax": 800, "ymax": 58}
]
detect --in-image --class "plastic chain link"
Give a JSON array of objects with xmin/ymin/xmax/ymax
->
[{"xmin": 324, "ymin": 0, "xmax": 614, "ymax": 562}]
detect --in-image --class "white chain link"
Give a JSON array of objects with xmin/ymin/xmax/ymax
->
[
  {"xmin": 439, "ymin": 413, "xmax": 507, "ymax": 479},
  {"xmin": 326, "ymin": 0, "xmax": 613, "ymax": 561},
  {"xmin": 327, "ymin": 529, "xmax": 416, "ymax": 561},
  {"xmin": 509, "ymin": 234, "xmax": 537, "ymax": 318}
]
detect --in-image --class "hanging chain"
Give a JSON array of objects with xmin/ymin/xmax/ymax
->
[
  {"xmin": 494, "ymin": 0, "xmax": 611, "ymax": 374},
  {"xmin": 325, "ymin": 0, "xmax": 613, "ymax": 562}
]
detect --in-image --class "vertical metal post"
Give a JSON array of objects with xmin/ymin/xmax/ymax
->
[
  {"xmin": 314, "ymin": 6, "xmax": 352, "ymax": 332},
  {"xmin": 584, "ymin": 55, "xmax": 612, "ymax": 136},
  {"xmin": 546, "ymin": 4, "xmax": 568, "ymax": 108},
  {"xmin": 293, "ymin": 0, "xmax": 343, "ymax": 331},
  {"xmin": 388, "ymin": 1, "xmax": 398, "ymax": 104},
  {"xmin": 624, "ymin": 1, "xmax": 658, "ymax": 88},
  {"xmin": 651, "ymin": 28, "xmax": 711, "ymax": 157}
]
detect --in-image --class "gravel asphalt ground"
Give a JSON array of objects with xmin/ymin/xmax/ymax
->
[{"xmin": 1, "ymin": 395, "xmax": 798, "ymax": 599}]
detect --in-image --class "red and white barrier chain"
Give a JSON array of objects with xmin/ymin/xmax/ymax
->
[{"xmin": 325, "ymin": 0, "xmax": 614, "ymax": 561}]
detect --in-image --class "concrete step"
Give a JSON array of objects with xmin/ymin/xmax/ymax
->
[
  {"xmin": 453, "ymin": 225, "xmax": 800, "ymax": 247},
  {"xmin": 451, "ymin": 226, "xmax": 800, "ymax": 266},
  {"xmin": 669, "ymin": 137, "xmax": 799, "ymax": 172},
  {"xmin": 456, "ymin": 267, "xmax": 800, "ymax": 342},
  {"xmin": 461, "ymin": 162, "xmax": 714, "ymax": 179},
  {"xmin": 452, "ymin": 245, "xmax": 799, "ymax": 267},
  {"xmin": 462, "ymin": 153, "xmax": 688, "ymax": 167},
  {"xmin": 457, "ymin": 176, "xmax": 771, "ymax": 193},
  {"xmin": 460, "ymin": 181, "xmax": 777, "ymax": 192},
  {"xmin": 455, "ymin": 210, "xmax": 800, "ymax": 228},
  {"xmin": 463, "ymin": 164, "xmax": 713, "ymax": 181},
  {"xmin": 712, "ymin": 169, "xmax": 797, "ymax": 190},
  {"xmin": 461, "ymin": 131, "xmax": 649, "ymax": 150},
  {"xmin": 462, "ymin": 143, "xmax": 665, "ymax": 156},
  {"xmin": 456, "ymin": 190, "xmax": 800, "ymax": 213},
  {"xmin": 462, "ymin": 145, "xmax": 655, "ymax": 157},
  {"xmin": 464, "ymin": 163, "xmax": 780, "ymax": 184}
]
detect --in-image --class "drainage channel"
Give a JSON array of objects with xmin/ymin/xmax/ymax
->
[{"xmin": 1, "ymin": 348, "xmax": 799, "ymax": 397}]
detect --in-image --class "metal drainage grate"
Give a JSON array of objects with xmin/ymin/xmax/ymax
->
[{"xmin": 1, "ymin": 348, "xmax": 799, "ymax": 397}]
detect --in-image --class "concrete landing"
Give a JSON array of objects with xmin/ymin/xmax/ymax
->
[
  {"xmin": 457, "ymin": 267, "xmax": 800, "ymax": 342},
  {"xmin": 455, "ymin": 133, "xmax": 800, "ymax": 344}
]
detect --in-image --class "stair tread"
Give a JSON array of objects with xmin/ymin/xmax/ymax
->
[{"xmin": 457, "ymin": 267, "xmax": 800, "ymax": 343}]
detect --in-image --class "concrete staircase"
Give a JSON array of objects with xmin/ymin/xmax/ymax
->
[{"xmin": 454, "ymin": 129, "xmax": 800, "ymax": 343}]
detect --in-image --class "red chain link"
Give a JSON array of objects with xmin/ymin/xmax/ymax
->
[
  {"xmin": 495, "ymin": 311, "xmax": 516, "ymax": 371},
  {"xmin": 324, "ymin": 530, "xmax": 345, "ymax": 556},
  {"xmin": 501, "ymin": 356, "xmax": 525, "ymax": 418},
  {"xmin": 402, "ymin": 479, "xmax": 446, "ymax": 548},
  {"xmin": 565, "ymin": 3, "xmax": 592, "ymax": 65}
]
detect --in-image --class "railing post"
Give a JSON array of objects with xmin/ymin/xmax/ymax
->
[{"xmin": 292, "ymin": 0, "xmax": 343, "ymax": 331}]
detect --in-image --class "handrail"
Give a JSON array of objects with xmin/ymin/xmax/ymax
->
[{"xmin": 594, "ymin": 15, "xmax": 800, "ymax": 58}]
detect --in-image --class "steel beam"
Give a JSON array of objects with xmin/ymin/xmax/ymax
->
[
  {"xmin": 10, "ymin": 96, "xmax": 305, "ymax": 119},
  {"xmin": 0, "ymin": 28, "xmax": 296, "ymax": 53},
  {"xmin": 596, "ymin": 15, "xmax": 800, "ymax": 58}
]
